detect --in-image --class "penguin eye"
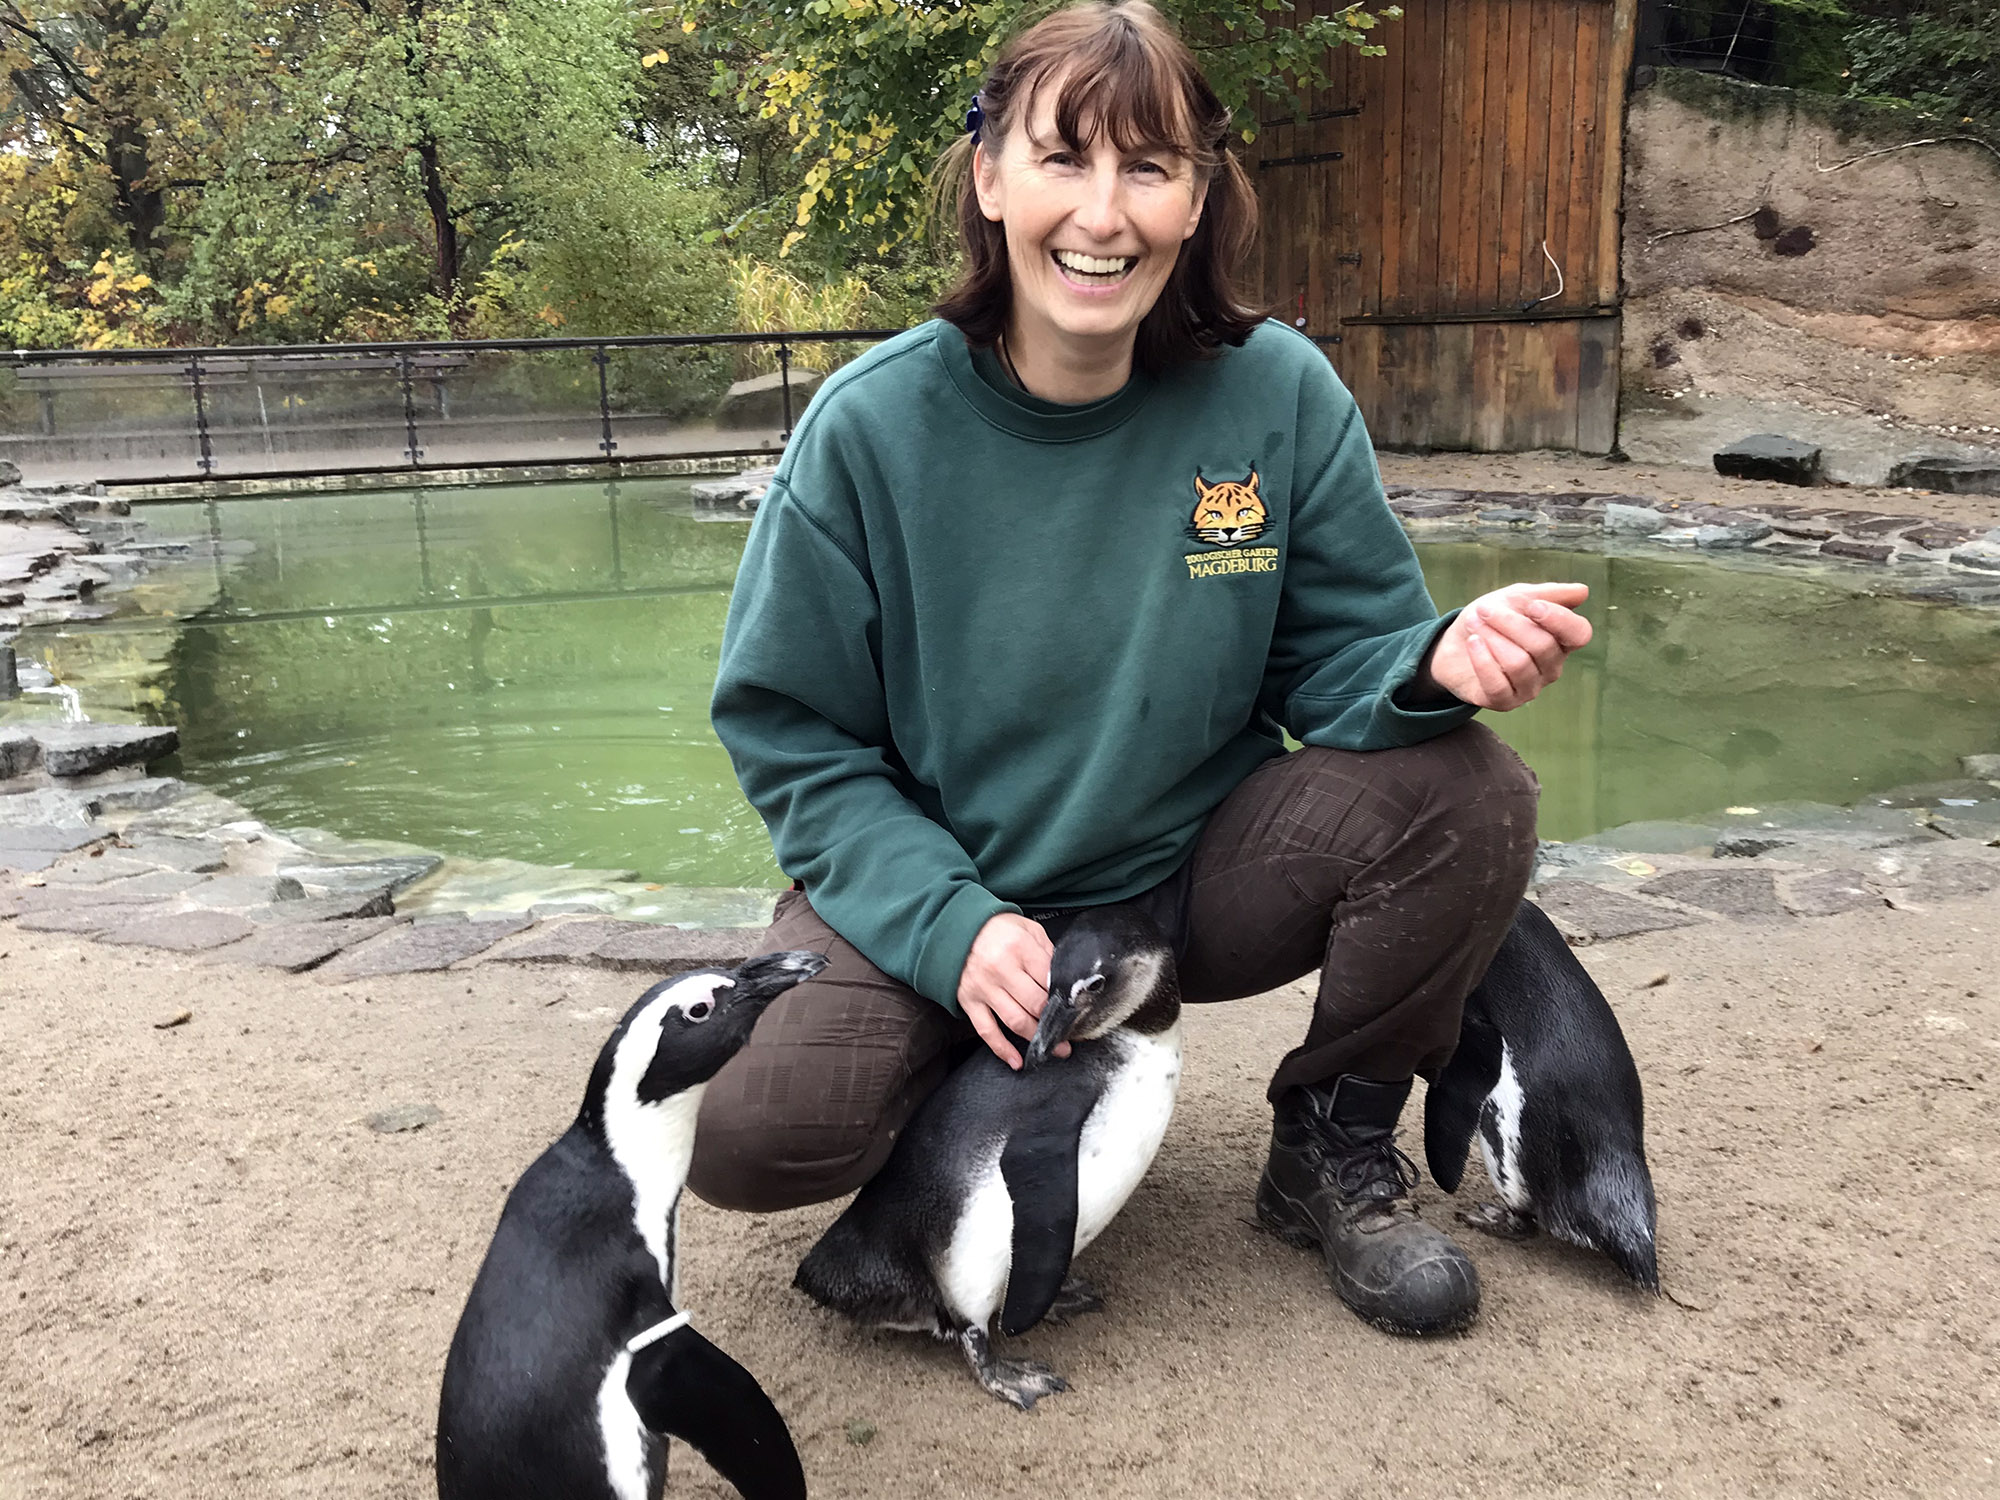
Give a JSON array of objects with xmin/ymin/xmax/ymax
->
[{"xmin": 685, "ymin": 1000, "xmax": 714, "ymax": 1022}]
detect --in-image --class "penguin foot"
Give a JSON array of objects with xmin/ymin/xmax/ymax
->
[
  {"xmin": 1458, "ymin": 1202, "xmax": 1538, "ymax": 1240},
  {"xmin": 958, "ymin": 1326, "xmax": 1069, "ymax": 1412},
  {"xmin": 1041, "ymin": 1275, "xmax": 1105, "ymax": 1324}
]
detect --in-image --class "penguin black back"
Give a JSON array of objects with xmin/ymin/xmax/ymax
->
[
  {"xmin": 1425, "ymin": 901, "xmax": 1659, "ymax": 1291},
  {"xmin": 438, "ymin": 951, "xmax": 824, "ymax": 1500}
]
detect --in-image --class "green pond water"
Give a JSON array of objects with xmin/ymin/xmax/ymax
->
[{"xmin": 21, "ymin": 477, "xmax": 2000, "ymax": 888}]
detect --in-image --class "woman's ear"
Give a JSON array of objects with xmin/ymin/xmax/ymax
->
[
  {"xmin": 973, "ymin": 141, "xmax": 1006, "ymax": 224},
  {"xmin": 1181, "ymin": 174, "xmax": 1210, "ymax": 242}
]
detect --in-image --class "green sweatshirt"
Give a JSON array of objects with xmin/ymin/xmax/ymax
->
[{"xmin": 711, "ymin": 317, "xmax": 1475, "ymax": 1010}]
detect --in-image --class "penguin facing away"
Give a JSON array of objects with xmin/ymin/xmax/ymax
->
[
  {"xmin": 794, "ymin": 904, "xmax": 1181, "ymax": 1410},
  {"xmin": 437, "ymin": 952, "xmax": 826, "ymax": 1500},
  {"xmin": 1423, "ymin": 900, "xmax": 1660, "ymax": 1291}
]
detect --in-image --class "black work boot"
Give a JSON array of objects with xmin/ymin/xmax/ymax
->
[{"xmin": 1255, "ymin": 1076, "xmax": 1480, "ymax": 1335}]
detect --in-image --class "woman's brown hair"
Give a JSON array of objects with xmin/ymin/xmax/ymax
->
[{"xmin": 932, "ymin": 0, "xmax": 1262, "ymax": 373}]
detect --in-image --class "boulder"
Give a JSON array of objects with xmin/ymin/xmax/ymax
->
[
  {"xmin": 1603, "ymin": 502, "xmax": 1665, "ymax": 536},
  {"xmin": 1713, "ymin": 434, "xmax": 1822, "ymax": 487},
  {"xmin": 0, "ymin": 462, "xmax": 19, "ymax": 485},
  {"xmin": 1886, "ymin": 456, "xmax": 2000, "ymax": 496},
  {"xmin": 691, "ymin": 465, "xmax": 778, "ymax": 510},
  {"xmin": 714, "ymin": 369, "xmax": 825, "ymax": 430}
]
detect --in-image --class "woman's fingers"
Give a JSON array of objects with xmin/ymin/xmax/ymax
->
[
  {"xmin": 1522, "ymin": 595, "xmax": 1593, "ymax": 650},
  {"xmin": 1463, "ymin": 630, "xmax": 1519, "ymax": 707},
  {"xmin": 1473, "ymin": 602, "xmax": 1568, "ymax": 683},
  {"xmin": 965, "ymin": 1000, "xmax": 1023, "ymax": 1070}
]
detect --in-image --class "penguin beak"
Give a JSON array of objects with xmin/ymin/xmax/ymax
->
[
  {"xmin": 727, "ymin": 950, "xmax": 828, "ymax": 1007},
  {"xmin": 1023, "ymin": 976, "xmax": 1099, "ymax": 1070}
]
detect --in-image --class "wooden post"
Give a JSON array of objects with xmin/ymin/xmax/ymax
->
[{"xmin": 1596, "ymin": 0, "xmax": 1641, "ymax": 307}]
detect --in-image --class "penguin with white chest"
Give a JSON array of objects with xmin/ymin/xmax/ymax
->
[
  {"xmin": 1424, "ymin": 900, "xmax": 1660, "ymax": 1290},
  {"xmin": 437, "ymin": 952, "xmax": 826, "ymax": 1500},
  {"xmin": 794, "ymin": 905, "xmax": 1181, "ymax": 1410}
]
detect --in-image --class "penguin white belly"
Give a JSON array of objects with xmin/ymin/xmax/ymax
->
[
  {"xmin": 595, "ymin": 1350, "xmax": 653, "ymax": 1500},
  {"xmin": 1073, "ymin": 1024, "xmax": 1183, "ymax": 1255},
  {"xmin": 935, "ymin": 1143, "xmax": 1014, "ymax": 1330},
  {"xmin": 1477, "ymin": 1041, "xmax": 1531, "ymax": 1213}
]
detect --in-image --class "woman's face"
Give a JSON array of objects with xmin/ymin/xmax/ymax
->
[{"xmin": 973, "ymin": 79, "xmax": 1208, "ymax": 362}]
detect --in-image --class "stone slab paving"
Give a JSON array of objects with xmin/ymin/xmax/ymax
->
[
  {"xmin": 0, "ymin": 789, "xmax": 101, "ymax": 828},
  {"xmin": 1881, "ymin": 856, "xmax": 2000, "ymax": 902},
  {"xmin": 92, "ymin": 777, "xmax": 192, "ymax": 813},
  {"xmin": 99, "ymin": 908, "xmax": 257, "ymax": 952},
  {"xmin": 208, "ymin": 916, "xmax": 407, "ymax": 973},
  {"xmin": 1534, "ymin": 883, "xmax": 1709, "ymax": 943},
  {"xmin": 42, "ymin": 853, "xmax": 161, "ymax": 885},
  {"xmin": 317, "ymin": 915, "xmax": 533, "ymax": 981},
  {"xmin": 1782, "ymin": 868, "xmax": 1886, "ymax": 917},
  {"xmin": 16, "ymin": 899, "xmax": 186, "ymax": 934},
  {"xmin": 0, "ymin": 826, "xmax": 106, "ymax": 872},
  {"xmin": 1638, "ymin": 866, "xmax": 1789, "ymax": 918},
  {"xmin": 117, "ymin": 833, "xmax": 230, "ymax": 873},
  {"xmin": 15, "ymin": 870, "xmax": 207, "ymax": 910},
  {"xmin": 185, "ymin": 874, "xmax": 306, "ymax": 907},
  {"xmin": 485, "ymin": 918, "xmax": 760, "ymax": 974},
  {"xmin": 30, "ymin": 724, "xmax": 179, "ymax": 778},
  {"xmin": 247, "ymin": 889, "xmax": 397, "ymax": 924}
]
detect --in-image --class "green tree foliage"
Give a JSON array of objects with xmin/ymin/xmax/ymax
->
[
  {"xmin": 671, "ymin": 0, "xmax": 1401, "ymax": 255},
  {"xmin": 1843, "ymin": 1, "xmax": 2000, "ymax": 128}
]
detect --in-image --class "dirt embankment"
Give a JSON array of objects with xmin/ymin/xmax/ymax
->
[{"xmin": 1621, "ymin": 70, "xmax": 2000, "ymax": 483}]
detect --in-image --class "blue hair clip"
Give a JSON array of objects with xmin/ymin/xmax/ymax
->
[{"xmin": 965, "ymin": 95, "xmax": 985, "ymax": 144}]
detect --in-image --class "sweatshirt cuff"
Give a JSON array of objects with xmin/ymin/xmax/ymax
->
[
  {"xmin": 1377, "ymin": 611, "xmax": 1480, "ymax": 741},
  {"xmin": 911, "ymin": 882, "xmax": 1018, "ymax": 1013}
]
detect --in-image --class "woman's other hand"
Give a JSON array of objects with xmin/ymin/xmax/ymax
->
[
  {"xmin": 959, "ymin": 913, "xmax": 1068, "ymax": 1069},
  {"xmin": 1426, "ymin": 581, "xmax": 1594, "ymax": 711}
]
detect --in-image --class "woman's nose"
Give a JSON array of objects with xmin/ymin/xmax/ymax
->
[{"xmin": 1070, "ymin": 163, "xmax": 1125, "ymax": 240}]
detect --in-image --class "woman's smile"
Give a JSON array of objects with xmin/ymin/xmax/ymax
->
[{"xmin": 1051, "ymin": 249, "xmax": 1138, "ymax": 289}]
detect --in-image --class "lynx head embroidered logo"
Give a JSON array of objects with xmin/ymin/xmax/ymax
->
[{"xmin": 1187, "ymin": 467, "xmax": 1266, "ymax": 547}]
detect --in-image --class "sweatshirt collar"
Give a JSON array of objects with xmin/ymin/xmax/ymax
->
[{"xmin": 933, "ymin": 321, "xmax": 1154, "ymax": 443}]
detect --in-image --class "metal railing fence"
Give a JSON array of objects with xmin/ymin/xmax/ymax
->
[{"xmin": 0, "ymin": 330, "xmax": 903, "ymax": 489}]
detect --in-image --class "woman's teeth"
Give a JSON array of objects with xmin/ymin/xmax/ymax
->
[{"xmin": 1054, "ymin": 250, "xmax": 1135, "ymax": 283}]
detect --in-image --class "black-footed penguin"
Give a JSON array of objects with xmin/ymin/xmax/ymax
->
[
  {"xmin": 437, "ymin": 951, "xmax": 826, "ymax": 1500},
  {"xmin": 793, "ymin": 904, "xmax": 1180, "ymax": 1410},
  {"xmin": 1423, "ymin": 900, "xmax": 1660, "ymax": 1291}
]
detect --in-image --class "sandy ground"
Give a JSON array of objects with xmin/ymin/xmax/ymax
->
[
  {"xmin": 3, "ymin": 890, "xmax": 1998, "ymax": 1500},
  {"xmin": 1377, "ymin": 448, "xmax": 2000, "ymax": 533}
]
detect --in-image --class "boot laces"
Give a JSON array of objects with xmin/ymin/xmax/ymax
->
[{"xmin": 1327, "ymin": 1138, "xmax": 1420, "ymax": 1204}]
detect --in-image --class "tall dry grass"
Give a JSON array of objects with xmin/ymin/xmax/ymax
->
[{"xmin": 728, "ymin": 258, "xmax": 877, "ymax": 378}]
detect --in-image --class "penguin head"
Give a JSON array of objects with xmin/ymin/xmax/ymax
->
[
  {"xmin": 588, "ymin": 950, "xmax": 826, "ymax": 1121},
  {"xmin": 1023, "ymin": 906, "xmax": 1175, "ymax": 1068}
]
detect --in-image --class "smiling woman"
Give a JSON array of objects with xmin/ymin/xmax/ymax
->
[
  {"xmin": 694, "ymin": 0, "xmax": 1590, "ymax": 1350},
  {"xmin": 931, "ymin": 0, "xmax": 1259, "ymax": 401}
]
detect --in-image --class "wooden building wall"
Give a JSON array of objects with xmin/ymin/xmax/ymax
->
[{"xmin": 1245, "ymin": 0, "xmax": 1640, "ymax": 452}]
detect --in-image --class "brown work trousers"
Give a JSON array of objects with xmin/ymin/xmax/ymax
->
[{"xmin": 687, "ymin": 722, "xmax": 1539, "ymax": 1214}]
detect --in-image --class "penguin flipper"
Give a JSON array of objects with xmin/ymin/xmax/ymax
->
[
  {"xmin": 998, "ymin": 1118, "xmax": 1088, "ymax": 1338},
  {"xmin": 1424, "ymin": 1011, "xmax": 1504, "ymax": 1194},
  {"xmin": 628, "ymin": 1324, "xmax": 806, "ymax": 1500}
]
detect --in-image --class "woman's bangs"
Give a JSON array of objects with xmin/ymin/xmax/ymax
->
[{"xmin": 1038, "ymin": 42, "xmax": 1201, "ymax": 161}]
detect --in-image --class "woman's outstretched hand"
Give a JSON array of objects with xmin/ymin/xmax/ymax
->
[
  {"xmin": 959, "ymin": 913, "xmax": 1068, "ymax": 1070},
  {"xmin": 1425, "ymin": 581, "xmax": 1594, "ymax": 711}
]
